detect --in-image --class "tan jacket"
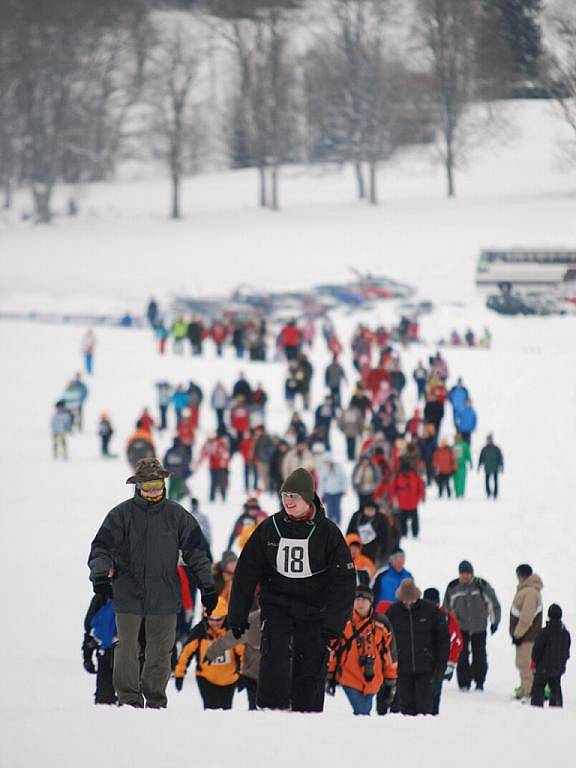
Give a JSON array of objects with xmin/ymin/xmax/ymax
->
[
  {"xmin": 205, "ymin": 609, "xmax": 261, "ymax": 681},
  {"xmin": 509, "ymin": 574, "xmax": 543, "ymax": 642}
]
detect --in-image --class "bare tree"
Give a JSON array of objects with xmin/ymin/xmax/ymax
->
[
  {"xmin": 543, "ymin": 10, "xmax": 576, "ymax": 151},
  {"xmin": 147, "ymin": 13, "xmax": 204, "ymax": 219},
  {"xmin": 416, "ymin": 0, "xmax": 478, "ymax": 197}
]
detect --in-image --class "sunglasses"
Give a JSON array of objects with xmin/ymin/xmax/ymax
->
[
  {"xmin": 139, "ymin": 480, "xmax": 164, "ymax": 492},
  {"xmin": 281, "ymin": 492, "xmax": 302, "ymax": 501}
]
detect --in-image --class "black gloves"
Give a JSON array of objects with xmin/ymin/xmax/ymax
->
[
  {"xmin": 83, "ymin": 657, "xmax": 96, "ymax": 674},
  {"xmin": 325, "ymin": 673, "xmax": 336, "ymax": 696},
  {"xmin": 380, "ymin": 681, "xmax": 396, "ymax": 706},
  {"xmin": 321, "ymin": 628, "xmax": 340, "ymax": 645},
  {"xmin": 231, "ymin": 622, "xmax": 249, "ymax": 640},
  {"xmin": 201, "ymin": 588, "xmax": 218, "ymax": 616},
  {"xmin": 490, "ymin": 623, "xmax": 498, "ymax": 636},
  {"xmin": 512, "ymin": 636, "xmax": 523, "ymax": 647},
  {"xmin": 93, "ymin": 577, "xmax": 113, "ymax": 600},
  {"xmin": 175, "ymin": 677, "xmax": 184, "ymax": 691}
]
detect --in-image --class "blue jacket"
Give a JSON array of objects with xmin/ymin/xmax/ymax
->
[
  {"xmin": 448, "ymin": 385, "xmax": 468, "ymax": 414},
  {"xmin": 91, "ymin": 599, "xmax": 117, "ymax": 650},
  {"xmin": 455, "ymin": 405, "xmax": 477, "ymax": 433},
  {"xmin": 172, "ymin": 390, "xmax": 190, "ymax": 412},
  {"xmin": 372, "ymin": 566, "xmax": 414, "ymax": 604}
]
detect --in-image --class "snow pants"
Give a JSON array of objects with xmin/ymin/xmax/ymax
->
[
  {"xmin": 515, "ymin": 641, "xmax": 534, "ymax": 698},
  {"xmin": 485, "ymin": 472, "xmax": 499, "ymax": 498},
  {"xmin": 346, "ymin": 436, "xmax": 357, "ymax": 461},
  {"xmin": 436, "ymin": 474, "xmax": 452, "ymax": 498},
  {"xmin": 457, "ymin": 631, "xmax": 487, "ymax": 689},
  {"xmin": 397, "ymin": 672, "xmax": 434, "ymax": 715},
  {"xmin": 453, "ymin": 467, "xmax": 467, "ymax": 497},
  {"xmin": 95, "ymin": 648, "xmax": 116, "ymax": 705},
  {"xmin": 531, "ymin": 674, "xmax": 563, "ymax": 707},
  {"xmin": 114, "ymin": 613, "xmax": 177, "ymax": 708},
  {"xmin": 399, "ymin": 508, "xmax": 419, "ymax": 538},
  {"xmin": 209, "ymin": 468, "xmax": 228, "ymax": 501},
  {"xmin": 196, "ymin": 677, "xmax": 236, "ymax": 710},
  {"xmin": 257, "ymin": 609, "xmax": 328, "ymax": 712}
]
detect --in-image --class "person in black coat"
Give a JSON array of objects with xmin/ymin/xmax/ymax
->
[
  {"xmin": 346, "ymin": 500, "xmax": 389, "ymax": 570},
  {"xmin": 531, "ymin": 604, "xmax": 571, "ymax": 708},
  {"xmin": 386, "ymin": 578, "xmax": 450, "ymax": 715},
  {"xmin": 228, "ymin": 468, "xmax": 356, "ymax": 712}
]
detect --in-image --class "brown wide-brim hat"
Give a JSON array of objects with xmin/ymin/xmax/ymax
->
[
  {"xmin": 126, "ymin": 457, "xmax": 170, "ymax": 484},
  {"xmin": 395, "ymin": 578, "xmax": 421, "ymax": 603}
]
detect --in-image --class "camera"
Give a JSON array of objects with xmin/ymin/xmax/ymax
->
[{"xmin": 359, "ymin": 654, "xmax": 376, "ymax": 682}]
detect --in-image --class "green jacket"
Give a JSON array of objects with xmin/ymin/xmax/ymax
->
[{"xmin": 453, "ymin": 440, "xmax": 472, "ymax": 470}]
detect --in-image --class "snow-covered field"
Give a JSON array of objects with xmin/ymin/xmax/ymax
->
[{"xmin": 1, "ymin": 101, "xmax": 576, "ymax": 767}]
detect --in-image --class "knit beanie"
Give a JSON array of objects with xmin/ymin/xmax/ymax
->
[
  {"xmin": 280, "ymin": 468, "xmax": 315, "ymax": 505},
  {"xmin": 458, "ymin": 560, "xmax": 474, "ymax": 575},
  {"xmin": 355, "ymin": 585, "xmax": 374, "ymax": 603},
  {"xmin": 548, "ymin": 604, "xmax": 562, "ymax": 621},
  {"xmin": 423, "ymin": 587, "xmax": 440, "ymax": 605}
]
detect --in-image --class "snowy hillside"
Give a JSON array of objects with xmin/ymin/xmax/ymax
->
[{"xmin": 1, "ymin": 99, "xmax": 576, "ymax": 767}]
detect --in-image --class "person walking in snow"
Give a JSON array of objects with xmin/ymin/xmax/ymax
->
[
  {"xmin": 98, "ymin": 413, "xmax": 114, "ymax": 457},
  {"xmin": 422, "ymin": 587, "xmax": 463, "ymax": 714},
  {"xmin": 510, "ymin": 563, "xmax": 544, "ymax": 702},
  {"xmin": 478, "ymin": 434, "xmax": 504, "ymax": 499},
  {"xmin": 318, "ymin": 454, "xmax": 347, "ymax": 526},
  {"xmin": 228, "ymin": 468, "xmax": 356, "ymax": 712},
  {"xmin": 432, "ymin": 439, "xmax": 457, "ymax": 499},
  {"xmin": 82, "ymin": 329, "xmax": 96, "ymax": 376},
  {"xmin": 155, "ymin": 381, "xmax": 173, "ymax": 431},
  {"xmin": 443, "ymin": 560, "xmax": 501, "ymax": 692},
  {"xmin": 531, "ymin": 604, "xmax": 571, "ymax": 708},
  {"xmin": 88, "ymin": 458, "xmax": 217, "ymax": 709},
  {"xmin": 372, "ymin": 548, "xmax": 413, "ymax": 605},
  {"xmin": 51, "ymin": 400, "xmax": 72, "ymax": 459},
  {"xmin": 454, "ymin": 399, "xmax": 477, "ymax": 445},
  {"xmin": 452, "ymin": 433, "xmax": 472, "ymax": 497}
]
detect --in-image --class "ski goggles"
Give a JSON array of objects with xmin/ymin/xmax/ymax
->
[
  {"xmin": 281, "ymin": 492, "xmax": 302, "ymax": 501},
  {"xmin": 138, "ymin": 480, "xmax": 165, "ymax": 492}
]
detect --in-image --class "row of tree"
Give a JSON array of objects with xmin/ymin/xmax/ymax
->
[{"xmin": 1, "ymin": 0, "xmax": 572, "ymax": 221}]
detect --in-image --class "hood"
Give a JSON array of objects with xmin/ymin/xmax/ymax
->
[
  {"xmin": 346, "ymin": 533, "xmax": 362, "ymax": 550},
  {"xmin": 517, "ymin": 574, "xmax": 544, "ymax": 592}
]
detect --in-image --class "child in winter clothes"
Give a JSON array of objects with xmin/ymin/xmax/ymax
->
[
  {"xmin": 174, "ymin": 597, "xmax": 244, "ymax": 710},
  {"xmin": 531, "ymin": 604, "xmax": 571, "ymax": 708},
  {"xmin": 82, "ymin": 595, "xmax": 117, "ymax": 705}
]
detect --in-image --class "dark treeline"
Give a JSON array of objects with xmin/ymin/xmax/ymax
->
[{"xmin": 1, "ymin": 0, "xmax": 567, "ymax": 221}]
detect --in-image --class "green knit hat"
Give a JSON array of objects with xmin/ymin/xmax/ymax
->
[{"xmin": 280, "ymin": 467, "xmax": 315, "ymax": 504}]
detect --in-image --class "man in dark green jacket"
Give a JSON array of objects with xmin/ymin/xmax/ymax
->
[
  {"xmin": 478, "ymin": 434, "xmax": 504, "ymax": 499},
  {"xmin": 88, "ymin": 458, "xmax": 216, "ymax": 708}
]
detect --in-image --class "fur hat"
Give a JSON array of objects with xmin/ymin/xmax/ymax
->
[
  {"xmin": 280, "ymin": 467, "xmax": 315, "ymax": 505},
  {"xmin": 126, "ymin": 457, "xmax": 170, "ymax": 484},
  {"xmin": 395, "ymin": 578, "xmax": 421, "ymax": 603}
]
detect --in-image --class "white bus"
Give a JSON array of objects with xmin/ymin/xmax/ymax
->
[{"xmin": 476, "ymin": 249, "xmax": 576, "ymax": 293}]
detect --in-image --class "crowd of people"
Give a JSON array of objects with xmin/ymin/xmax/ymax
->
[{"xmin": 78, "ymin": 308, "xmax": 569, "ymax": 716}]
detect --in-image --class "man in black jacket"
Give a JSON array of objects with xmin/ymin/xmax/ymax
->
[
  {"xmin": 228, "ymin": 467, "xmax": 356, "ymax": 712},
  {"xmin": 387, "ymin": 578, "xmax": 450, "ymax": 715},
  {"xmin": 88, "ymin": 458, "xmax": 216, "ymax": 709}
]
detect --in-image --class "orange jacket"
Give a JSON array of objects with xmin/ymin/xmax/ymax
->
[
  {"xmin": 175, "ymin": 622, "xmax": 244, "ymax": 687},
  {"xmin": 126, "ymin": 428, "xmax": 154, "ymax": 450},
  {"xmin": 346, "ymin": 534, "xmax": 375, "ymax": 581},
  {"xmin": 432, "ymin": 446, "xmax": 457, "ymax": 475},
  {"xmin": 330, "ymin": 610, "xmax": 397, "ymax": 695}
]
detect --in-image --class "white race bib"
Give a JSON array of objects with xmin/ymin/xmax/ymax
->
[
  {"xmin": 357, "ymin": 522, "xmax": 376, "ymax": 545},
  {"xmin": 209, "ymin": 651, "xmax": 229, "ymax": 666},
  {"xmin": 276, "ymin": 537, "xmax": 313, "ymax": 579}
]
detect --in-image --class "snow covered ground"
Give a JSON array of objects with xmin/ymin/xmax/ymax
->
[{"xmin": 1, "ymin": 100, "xmax": 576, "ymax": 766}]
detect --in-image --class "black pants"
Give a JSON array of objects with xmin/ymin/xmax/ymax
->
[
  {"xmin": 196, "ymin": 677, "xmax": 236, "ymax": 710},
  {"xmin": 258, "ymin": 610, "xmax": 328, "ymax": 712},
  {"xmin": 485, "ymin": 472, "xmax": 498, "ymax": 498},
  {"xmin": 457, "ymin": 631, "xmax": 487, "ymax": 689},
  {"xmin": 397, "ymin": 672, "xmax": 434, "ymax": 715},
  {"xmin": 400, "ymin": 508, "xmax": 419, "ymax": 538},
  {"xmin": 215, "ymin": 409, "xmax": 225, "ymax": 432},
  {"xmin": 100, "ymin": 434, "xmax": 111, "ymax": 456},
  {"xmin": 95, "ymin": 648, "xmax": 117, "ymax": 704},
  {"xmin": 159, "ymin": 404, "xmax": 168, "ymax": 430},
  {"xmin": 432, "ymin": 674, "xmax": 443, "ymax": 715},
  {"xmin": 346, "ymin": 436, "xmax": 356, "ymax": 461},
  {"xmin": 209, "ymin": 468, "xmax": 228, "ymax": 501},
  {"xmin": 531, "ymin": 674, "xmax": 563, "ymax": 707},
  {"xmin": 436, "ymin": 474, "xmax": 452, "ymax": 498},
  {"xmin": 238, "ymin": 675, "xmax": 258, "ymax": 710}
]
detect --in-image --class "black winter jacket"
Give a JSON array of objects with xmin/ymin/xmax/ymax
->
[
  {"xmin": 532, "ymin": 620, "xmax": 571, "ymax": 676},
  {"xmin": 228, "ymin": 495, "xmax": 356, "ymax": 635},
  {"xmin": 386, "ymin": 599, "xmax": 450, "ymax": 676},
  {"xmin": 88, "ymin": 493, "xmax": 214, "ymax": 615},
  {"xmin": 346, "ymin": 510, "xmax": 388, "ymax": 564}
]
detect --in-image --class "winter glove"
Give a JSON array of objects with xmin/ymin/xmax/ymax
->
[
  {"xmin": 325, "ymin": 673, "xmax": 336, "ymax": 696},
  {"xmin": 201, "ymin": 588, "xmax": 218, "ymax": 616},
  {"xmin": 512, "ymin": 636, "xmax": 523, "ymax": 647},
  {"xmin": 230, "ymin": 622, "xmax": 249, "ymax": 641},
  {"xmin": 175, "ymin": 677, "xmax": 184, "ymax": 691},
  {"xmin": 321, "ymin": 628, "xmax": 340, "ymax": 645},
  {"xmin": 83, "ymin": 657, "xmax": 96, "ymax": 674},
  {"xmin": 380, "ymin": 681, "xmax": 396, "ymax": 706},
  {"xmin": 490, "ymin": 623, "xmax": 498, "ymax": 636},
  {"xmin": 443, "ymin": 662, "xmax": 456, "ymax": 681},
  {"xmin": 92, "ymin": 577, "xmax": 113, "ymax": 600}
]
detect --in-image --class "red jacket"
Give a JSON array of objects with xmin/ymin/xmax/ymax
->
[
  {"xmin": 231, "ymin": 405, "xmax": 250, "ymax": 433},
  {"xmin": 432, "ymin": 446, "xmax": 457, "ymax": 475},
  {"xmin": 211, "ymin": 322, "xmax": 227, "ymax": 344},
  {"xmin": 239, "ymin": 436, "xmax": 254, "ymax": 464},
  {"xmin": 178, "ymin": 417, "xmax": 196, "ymax": 446},
  {"xmin": 281, "ymin": 325, "xmax": 301, "ymax": 348},
  {"xmin": 445, "ymin": 609, "xmax": 463, "ymax": 664},
  {"xmin": 199, "ymin": 437, "xmax": 230, "ymax": 470},
  {"xmin": 139, "ymin": 413, "xmax": 155, "ymax": 433},
  {"xmin": 389, "ymin": 470, "xmax": 425, "ymax": 510},
  {"xmin": 366, "ymin": 367, "xmax": 390, "ymax": 396}
]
